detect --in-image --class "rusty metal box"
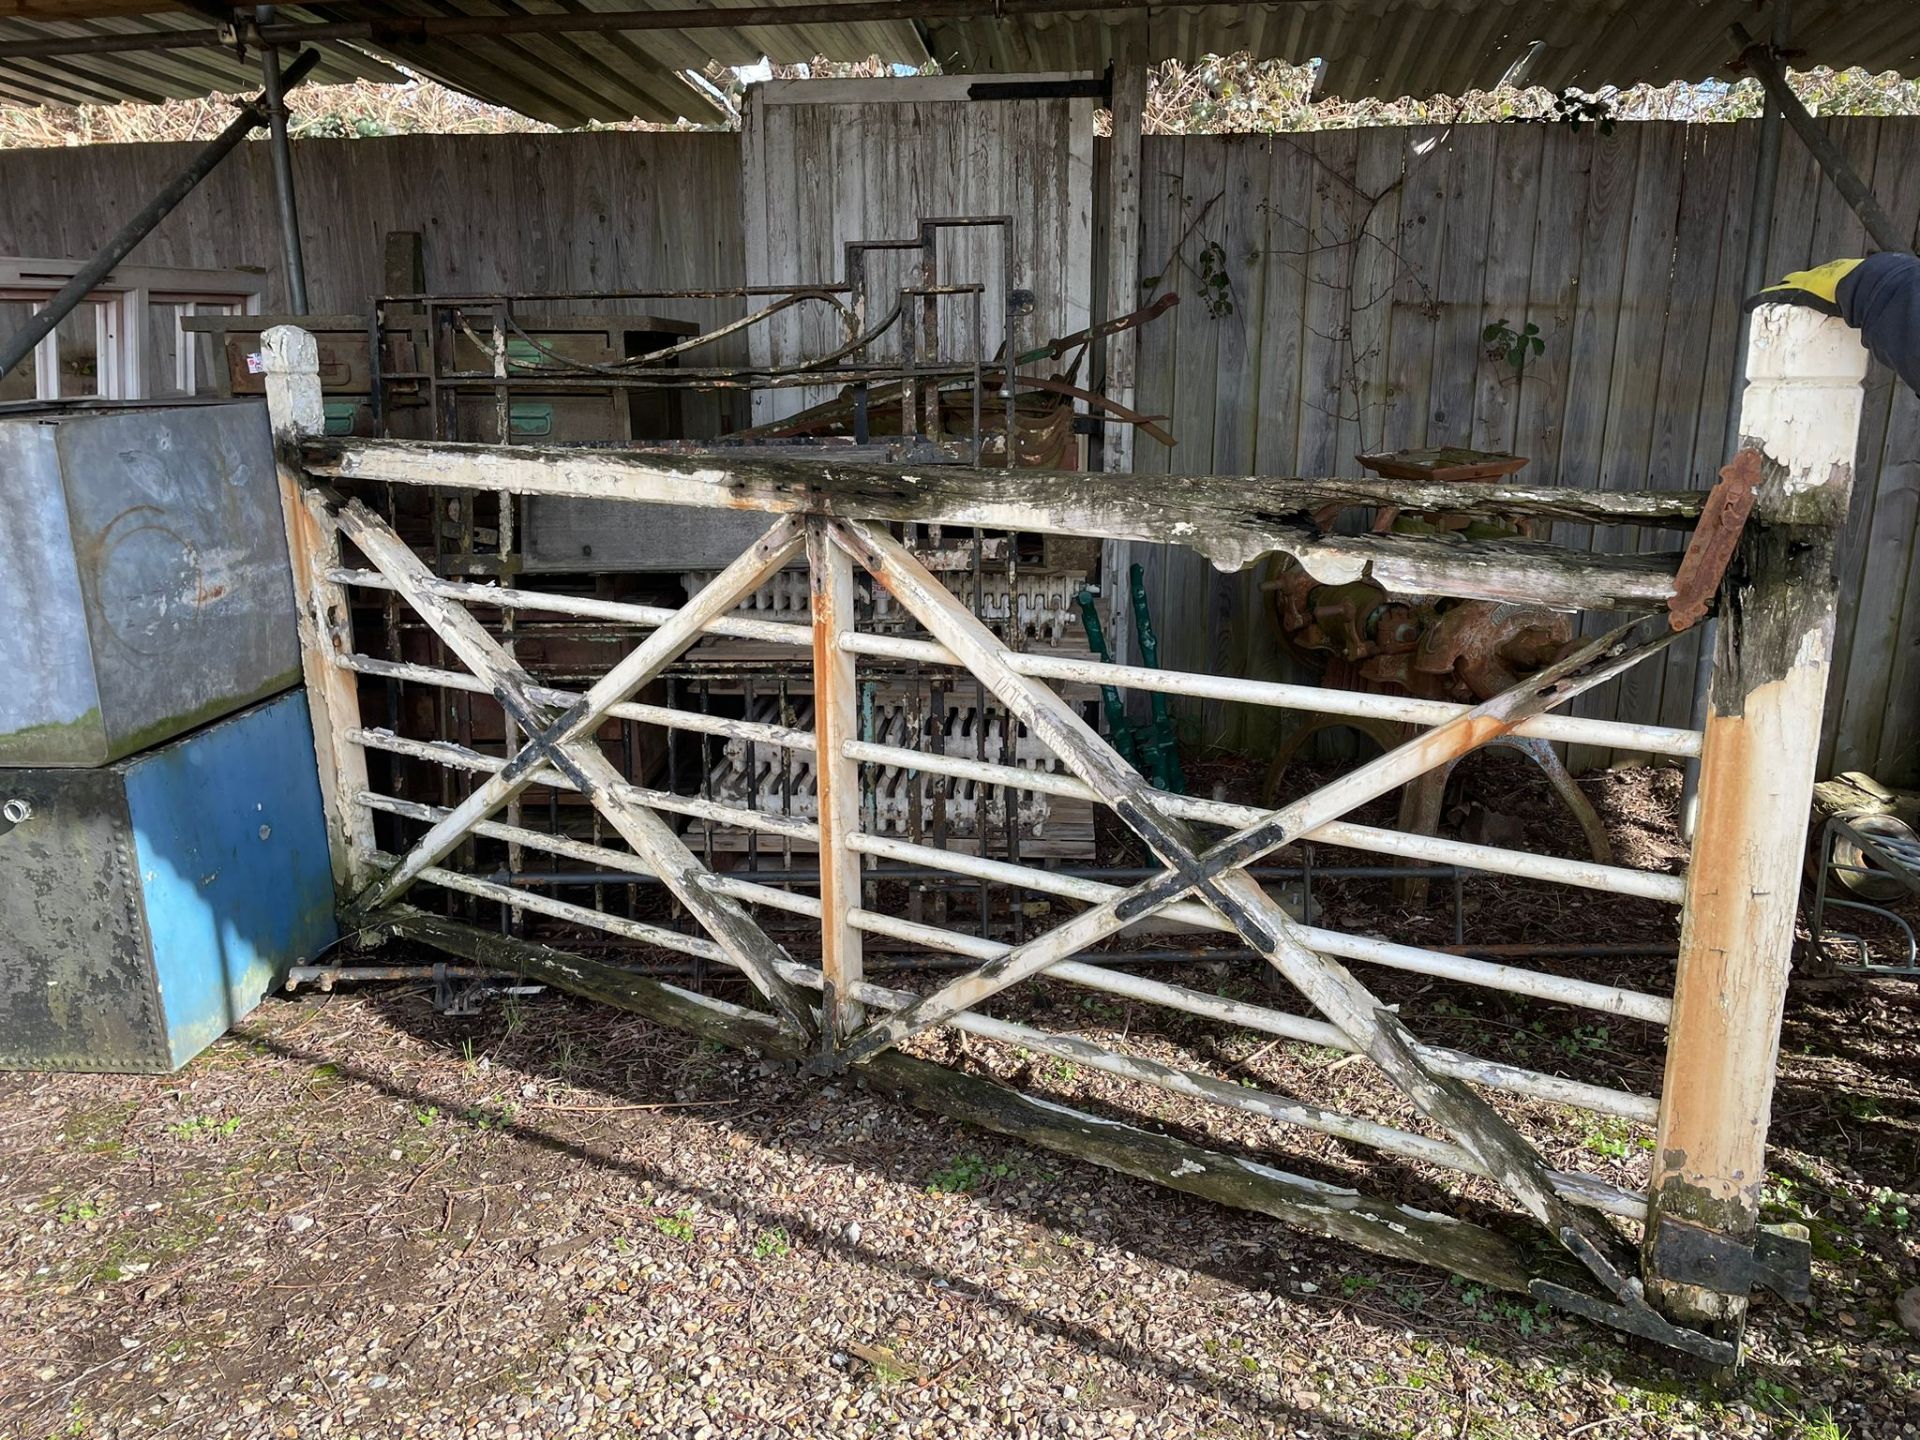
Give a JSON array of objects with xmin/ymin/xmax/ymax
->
[
  {"xmin": 0, "ymin": 400, "xmax": 301, "ymax": 767},
  {"xmin": 0, "ymin": 690, "xmax": 337, "ymax": 1072}
]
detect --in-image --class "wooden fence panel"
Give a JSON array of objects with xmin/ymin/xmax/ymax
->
[
  {"xmin": 0, "ymin": 115, "xmax": 1913, "ymax": 780},
  {"xmin": 1133, "ymin": 119, "xmax": 1920, "ymax": 784}
]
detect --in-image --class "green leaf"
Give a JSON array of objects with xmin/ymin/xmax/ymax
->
[{"xmin": 1509, "ymin": 347, "xmax": 1527, "ymax": 370}]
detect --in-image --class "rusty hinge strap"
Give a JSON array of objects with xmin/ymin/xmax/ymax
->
[
  {"xmin": 1529, "ymin": 1280, "xmax": 1738, "ymax": 1366},
  {"xmin": 1650, "ymin": 1216, "xmax": 1813, "ymax": 1304},
  {"xmin": 1668, "ymin": 447, "xmax": 1763, "ymax": 631}
]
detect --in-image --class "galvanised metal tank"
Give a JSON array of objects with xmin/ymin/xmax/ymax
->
[{"xmin": 0, "ymin": 399, "xmax": 301, "ymax": 767}]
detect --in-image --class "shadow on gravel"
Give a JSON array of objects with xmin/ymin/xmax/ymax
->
[{"xmin": 249, "ymin": 988, "xmax": 1476, "ymax": 1439}]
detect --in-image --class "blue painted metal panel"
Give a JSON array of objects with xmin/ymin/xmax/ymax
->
[{"xmin": 125, "ymin": 692, "xmax": 338, "ymax": 1068}]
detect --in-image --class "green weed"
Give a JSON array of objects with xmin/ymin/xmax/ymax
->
[
  {"xmin": 653, "ymin": 1209, "xmax": 696, "ymax": 1242},
  {"xmin": 926, "ymin": 1152, "xmax": 1013, "ymax": 1194}
]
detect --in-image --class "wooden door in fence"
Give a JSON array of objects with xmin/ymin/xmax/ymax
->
[{"xmin": 741, "ymin": 76, "xmax": 1094, "ymax": 425}]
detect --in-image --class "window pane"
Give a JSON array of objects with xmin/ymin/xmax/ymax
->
[
  {"xmin": 0, "ymin": 300, "xmax": 35, "ymax": 402},
  {"xmin": 53, "ymin": 303, "xmax": 100, "ymax": 398}
]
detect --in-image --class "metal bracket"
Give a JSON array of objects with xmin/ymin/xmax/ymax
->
[
  {"xmin": 1650, "ymin": 1216, "xmax": 1813, "ymax": 1304},
  {"xmin": 1530, "ymin": 1280, "xmax": 1739, "ymax": 1367},
  {"xmin": 967, "ymin": 78, "xmax": 1112, "ymax": 102}
]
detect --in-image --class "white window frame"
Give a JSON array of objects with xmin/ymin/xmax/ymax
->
[{"xmin": 0, "ymin": 257, "xmax": 266, "ymax": 401}]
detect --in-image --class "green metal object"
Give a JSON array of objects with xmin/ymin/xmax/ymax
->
[
  {"xmin": 508, "ymin": 401, "xmax": 554, "ymax": 439},
  {"xmin": 322, "ymin": 399, "xmax": 359, "ymax": 436},
  {"xmin": 1074, "ymin": 587, "xmax": 1137, "ymax": 763},
  {"xmin": 1129, "ymin": 563, "xmax": 1186, "ymax": 794}
]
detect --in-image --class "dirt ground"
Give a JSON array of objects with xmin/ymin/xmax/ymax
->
[{"xmin": 2, "ymin": 763, "xmax": 1917, "ymax": 1440}]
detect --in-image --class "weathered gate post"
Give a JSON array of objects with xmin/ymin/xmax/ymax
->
[
  {"xmin": 262, "ymin": 324, "xmax": 375, "ymax": 894},
  {"xmin": 807, "ymin": 518, "xmax": 865, "ymax": 1054},
  {"xmin": 1645, "ymin": 305, "xmax": 1869, "ymax": 1345}
]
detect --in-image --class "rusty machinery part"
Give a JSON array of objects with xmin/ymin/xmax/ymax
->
[{"xmin": 1262, "ymin": 558, "xmax": 1573, "ymax": 705}]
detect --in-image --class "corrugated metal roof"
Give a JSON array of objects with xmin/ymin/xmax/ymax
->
[
  {"xmin": 928, "ymin": 1, "xmax": 1920, "ymax": 97},
  {"xmin": 313, "ymin": 0, "xmax": 929, "ymax": 126},
  {"xmin": 0, "ymin": 8, "xmax": 396, "ymax": 109},
  {"xmin": 1, "ymin": 1, "xmax": 1916, "ymax": 123}
]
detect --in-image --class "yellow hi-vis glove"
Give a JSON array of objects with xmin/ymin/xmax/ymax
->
[
  {"xmin": 1746, "ymin": 252, "xmax": 1920, "ymax": 396},
  {"xmin": 1747, "ymin": 258, "xmax": 1865, "ymax": 316}
]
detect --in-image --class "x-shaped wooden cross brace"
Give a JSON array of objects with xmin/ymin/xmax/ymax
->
[
  {"xmin": 829, "ymin": 518, "xmax": 1676, "ymax": 1304},
  {"xmin": 328, "ymin": 492, "xmax": 820, "ymax": 1040}
]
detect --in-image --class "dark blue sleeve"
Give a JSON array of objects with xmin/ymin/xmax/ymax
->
[{"xmin": 1837, "ymin": 251, "xmax": 1920, "ymax": 397}]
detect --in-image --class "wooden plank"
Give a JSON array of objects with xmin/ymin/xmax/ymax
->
[
  {"xmin": 1096, "ymin": 35, "xmax": 1148, "ymax": 671},
  {"xmin": 1157, "ymin": 135, "xmax": 1229, "ymax": 695},
  {"xmin": 1591, "ymin": 123, "xmax": 1688, "ymax": 756},
  {"xmin": 1870, "ymin": 392, "xmax": 1920, "ymax": 785},
  {"xmin": 1510, "ymin": 124, "xmax": 1592, "ymax": 530},
  {"xmin": 1249, "ymin": 137, "xmax": 1314, "ymax": 478},
  {"xmin": 1345, "ymin": 130, "xmax": 1408, "ymax": 459},
  {"xmin": 1657, "ymin": 121, "xmax": 1761, "ymax": 736},
  {"xmin": 1296, "ymin": 129, "xmax": 1362, "ymax": 477},
  {"xmin": 1424, "ymin": 123, "xmax": 1498, "ymax": 453},
  {"xmin": 1379, "ymin": 125, "xmax": 1451, "ymax": 452},
  {"xmin": 260, "ymin": 326, "xmax": 374, "ymax": 892},
  {"xmin": 1819, "ymin": 117, "xmax": 1920, "ymax": 774},
  {"xmin": 1553, "ymin": 124, "xmax": 1643, "ymax": 773},
  {"xmin": 1125, "ymin": 135, "xmax": 1185, "ymax": 685},
  {"xmin": 1099, "ymin": 30, "xmax": 1147, "ymax": 481},
  {"xmin": 1205, "ymin": 136, "xmax": 1268, "ymax": 745},
  {"xmin": 1229, "ymin": 134, "xmax": 1323, "ymax": 749},
  {"xmin": 807, "ymin": 518, "xmax": 865, "ymax": 1050},
  {"xmin": 304, "ymin": 434, "xmax": 1693, "ymax": 611},
  {"xmin": 1469, "ymin": 123, "xmax": 1544, "ymax": 456},
  {"xmin": 1648, "ymin": 307, "xmax": 1870, "ymax": 1340}
]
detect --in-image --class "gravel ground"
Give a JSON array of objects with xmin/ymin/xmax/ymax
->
[{"xmin": 2, "ymin": 768, "xmax": 1917, "ymax": 1440}]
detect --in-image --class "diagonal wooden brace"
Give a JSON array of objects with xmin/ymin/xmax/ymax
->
[
  {"xmin": 836, "ymin": 515, "xmax": 1673, "ymax": 1063},
  {"xmin": 326, "ymin": 493, "xmax": 819, "ymax": 1038},
  {"xmin": 832, "ymin": 518, "xmax": 1667, "ymax": 1300}
]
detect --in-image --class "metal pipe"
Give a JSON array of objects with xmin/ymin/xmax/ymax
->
[
  {"xmin": 843, "ymin": 738, "xmax": 1688, "ymax": 903},
  {"xmin": 0, "ymin": 47, "xmax": 319, "ymax": 383},
  {"xmin": 0, "ymin": 0, "xmax": 1169, "ymax": 60},
  {"xmin": 843, "ymin": 632, "xmax": 1705, "ymax": 759},
  {"xmin": 1685, "ymin": 0, "xmax": 1793, "ymax": 839},
  {"xmin": 496, "ymin": 862, "xmax": 1459, "ymax": 888},
  {"xmin": 1731, "ymin": 20, "xmax": 1904, "ymax": 254},
  {"xmin": 337, "ymin": 653, "xmax": 812, "ymax": 753},
  {"xmin": 846, "ymin": 835, "xmax": 1672, "ymax": 1025},
  {"xmin": 257, "ymin": 8, "xmax": 309, "ymax": 315},
  {"xmin": 364, "ymin": 790, "xmax": 1657, "ymax": 1118},
  {"xmin": 328, "ymin": 570, "xmax": 1701, "ymax": 759}
]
